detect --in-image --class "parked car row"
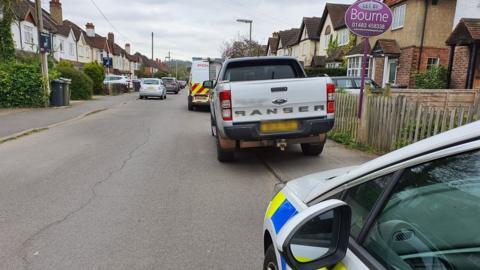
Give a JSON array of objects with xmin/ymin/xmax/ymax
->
[{"xmin": 138, "ymin": 77, "xmax": 186, "ymax": 100}]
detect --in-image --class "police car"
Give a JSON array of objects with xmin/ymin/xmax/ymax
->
[{"xmin": 263, "ymin": 121, "xmax": 480, "ymax": 270}]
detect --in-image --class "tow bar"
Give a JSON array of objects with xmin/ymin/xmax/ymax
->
[{"xmin": 276, "ymin": 139, "xmax": 287, "ymax": 151}]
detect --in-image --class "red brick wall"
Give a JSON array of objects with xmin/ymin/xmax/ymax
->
[
  {"xmin": 418, "ymin": 47, "xmax": 450, "ymax": 73},
  {"xmin": 374, "ymin": 57, "xmax": 385, "ymax": 85},
  {"xmin": 396, "ymin": 46, "xmax": 420, "ymax": 88},
  {"xmin": 450, "ymin": 46, "xmax": 470, "ymax": 89}
]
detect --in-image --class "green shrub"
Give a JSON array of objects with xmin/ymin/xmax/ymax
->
[
  {"xmin": 83, "ymin": 62, "xmax": 105, "ymax": 95},
  {"xmin": 0, "ymin": 63, "xmax": 48, "ymax": 108},
  {"xmin": 56, "ymin": 62, "xmax": 93, "ymax": 100},
  {"xmin": 305, "ymin": 68, "xmax": 347, "ymax": 77},
  {"xmin": 412, "ymin": 66, "xmax": 448, "ymax": 89}
]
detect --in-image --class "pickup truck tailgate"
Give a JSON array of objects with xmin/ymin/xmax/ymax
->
[{"xmin": 230, "ymin": 78, "xmax": 328, "ymax": 123}]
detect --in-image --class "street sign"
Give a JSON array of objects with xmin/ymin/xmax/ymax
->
[
  {"xmin": 345, "ymin": 0, "xmax": 393, "ymax": 37},
  {"xmin": 345, "ymin": 0, "xmax": 393, "ymax": 118},
  {"xmin": 39, "ymin": 32, "xmax": 52, "ymax": 53},
  {"xmin": 102, "ymin": 56, "xmax": 113, "ymax": 68}
]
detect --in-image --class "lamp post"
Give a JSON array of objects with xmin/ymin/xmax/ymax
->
[{"xmin": 236, "ymin": 19, "xmax": 253, "ymax": 43}]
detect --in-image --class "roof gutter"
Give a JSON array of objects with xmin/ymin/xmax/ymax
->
[{"xmin": 418, "ymin": 0, "xmax": 429, "ymax": 71}]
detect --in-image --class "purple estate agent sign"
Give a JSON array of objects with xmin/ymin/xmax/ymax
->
[{"xmin": 345, "ymin": 0, "xmax": 393, "ymax": 37}]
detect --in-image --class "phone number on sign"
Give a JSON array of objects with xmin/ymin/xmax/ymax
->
[{"xmin": 351, "ymin": 22, "xmax": 386, "ymax": 30}]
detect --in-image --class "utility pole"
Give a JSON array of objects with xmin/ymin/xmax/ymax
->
[
  {"xmin": 175, "ymin": 60, "xmax": 178, "ymax": 79},
  {"xmin": 151, "ymin": 32, "xmax": 154, "ymax": 60},
  {"xmin": 35, "ymin": 0, "xmax": 50, "ymax": 100}
]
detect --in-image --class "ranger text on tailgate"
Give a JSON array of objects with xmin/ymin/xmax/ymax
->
[{"xmin": 204, "ymin": 57, "xmax": 335, "ymax": 162}]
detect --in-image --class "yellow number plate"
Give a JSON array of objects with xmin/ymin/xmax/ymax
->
[{"xmin": 260, "ymin": 120, "xmax": 298, "ymax": 133}]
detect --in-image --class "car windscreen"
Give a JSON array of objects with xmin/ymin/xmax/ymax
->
[
  {"xmin": 223, "ymin": 60, "xmax": 303, "ymax": 82},
  {"xmin": 162, "ymin": 79, "xmax": 175, "ymax": 84},
  {"xmin": 143, "ymin": 80, "xmax": 159, "ymax": 85},
  {"xmin": 334, "ymin": 79, "xmax": 355, "ymax": 89}
]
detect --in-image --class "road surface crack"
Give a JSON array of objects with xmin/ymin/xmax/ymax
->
[
  {"xmin": 257, "ymin": 155, "xmax": 286, "ymax": 184},
  {"xmin": 17, "ymin": 128, "xmax": 152, "ymax": 270}
]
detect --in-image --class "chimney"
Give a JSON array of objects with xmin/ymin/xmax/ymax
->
[
  {"xmin": 273, "ymin": 32, "xmax": 279, "ymax": 38},
  {"xmin": 107, "ymin": 32, "xmax": 114, "ymax": 51},
  {"xmin": 49, "ymin": 0, "xmax": 63, "ymax": 25},
  {"xmin": 86, "ymin": 23, "xmax": 95, "ymax": 37},
  {"xmin": 125, "ymin": 43, "xmax": 131, "ymax": 54}
]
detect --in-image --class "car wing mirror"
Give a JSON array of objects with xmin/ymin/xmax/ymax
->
[
  {"xmin": 203, "ymin": 80, "xmax": 214, "ymax": 89},
  {"xmin": 276, "ymin": 199, "xmax": 351, "ymax": 270}
]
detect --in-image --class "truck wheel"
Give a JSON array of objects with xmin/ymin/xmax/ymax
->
[
  {"xmin": 210, "ymin": 114, "xmax": 216, "ymax": 137},
  {"xmin": 263, "ymin": 245, "xmax": 279, "ymax": 270},
  {"xmin": 216, "ymin": 134, "xmax": 234, "ymax": 162},
  {"xmin": 188, "ymin": 97, "xmax": 194, "ymax": 111},
  {"xmin": 301, "ymin": 142, "xmax": 325, "ymax": 156}
]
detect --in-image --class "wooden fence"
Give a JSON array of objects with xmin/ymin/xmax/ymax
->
[{"xmin": 333, "ymin": 91, "xmax": 480, "ymax": 153}]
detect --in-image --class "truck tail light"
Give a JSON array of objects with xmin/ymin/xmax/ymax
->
[
  {"xmin": 327, "ymin": 83, "xmax": 335, "ymax": 114},
  {"xmin": 219, "ymin": 90, "xmax": 232, "ymax": 121}
]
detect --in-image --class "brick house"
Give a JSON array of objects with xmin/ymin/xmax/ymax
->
[
  {"xmin": 347, "ymin": 0, "xmax": 456, "ymax": 88},
  {"xmin": 446, "ymin": 19, "xmax": 480, "ymax": 89}
]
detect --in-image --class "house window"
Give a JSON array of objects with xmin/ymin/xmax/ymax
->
[
  {"xmin": 392, "ymin": 4, "xmax": 406, "ymax": 30},
  {"xmin": 59, "ymin": 40, "xmax": 64, "ymax": 52},
  {"xmin": 324, "ymin": 25, "xmax": 332, "ymax": 48},
  {"xmin": 78, "ymin": 45, "xmax": 83, "ymax": 57},
  {"xmin": 347, "ymin": 56, "xmax": 372, "ymax": 77},
  {"xmin": 427, "ymin": 57, "xmax": 439, "ymax": 70},
  {"xmin": 303, "ymin": 43, "xmax": 307, "ymax": 55},
  {"xmin": 23, "ymin": 25, "xmax": 34, "ymax": 44},
  {"xmin": 326, "ymin": 62, "xmax": 341, "ymax": 68},
  {"xmin": 338, "ymin": 29, "xmax": 349, "ymax": 46},
  {"xmin": 69, "ymin": 43, "xmax": 75, "ymax": 56}
]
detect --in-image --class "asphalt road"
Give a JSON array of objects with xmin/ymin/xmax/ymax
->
[{"xmin": 0, "ymin": 90, "xmax": 373, "ymax": 270}]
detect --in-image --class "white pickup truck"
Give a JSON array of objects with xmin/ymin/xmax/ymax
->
[{"xmin": 204, "ymin": 57, "xmax": 335, "ymax": 162}]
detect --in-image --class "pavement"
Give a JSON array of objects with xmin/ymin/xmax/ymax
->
[
  {"xmin": 0, "ymin": 90, "xmax": 374, "ymax": 270},
  {"xmin": 0, "ymin": 94, "xmax": 136, "ymax": 139}
]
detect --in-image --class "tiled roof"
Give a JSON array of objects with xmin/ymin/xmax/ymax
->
[
  {"xmin": 62, "ymin": 20, "xmax": 83, "ymax": 40},
  {"xmin": 86, "ymin": 34, "xmax": 108, "ymax": 51},
  {"xmin": 322, "ymin": 3, "xmax": 350, "ymax": 31},
  {"xmin": 267, "ymin": 37, "xmax": 279, "ymax": 53},
  {"xmin": 446, "ymin": 18, "xmax": 480, "ymax": 45},
  {"xmin": 371, "ymin": 39, "xmax": 401, "ymax": 55},
  {"xmin": 326, "ymin": 48, "xmax": 345, "ymax": 62},
  {"xmin": 278, "ymin": 28, "xmax": 300, "ymax": 48},
  {"xmin": 347, "ymin": 40, "xmax": 370, "ymax": 55},
  {"xmin": 13, "ymin": 0, "xmax": 58, "ymax": 32},
  {"xmin": 301, "ymin": 17, "xmax": 322, "ymax": 40},
  {"xmin": 55, "ymin": 24, "xmax": 72, "ymax": 37}
]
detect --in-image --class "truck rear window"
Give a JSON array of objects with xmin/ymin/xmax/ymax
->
[{"xmin": 224, "ymin": 60, "xmax": 304, "ymax": 82}]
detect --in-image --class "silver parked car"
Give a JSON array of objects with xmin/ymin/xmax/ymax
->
[
  {"xmin": 139, "ymin": 78, "xmax": 167, "ymax": 100},
  {"xmin": 331, "ymin": 76, "xmax": 382, "ymax": 95}
]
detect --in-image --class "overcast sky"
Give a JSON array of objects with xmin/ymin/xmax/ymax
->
[{"xmin": 43, "ymin": 0, "xmax": 354, "ymax": 61}]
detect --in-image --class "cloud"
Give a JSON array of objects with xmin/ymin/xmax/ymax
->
[{"xmin": 44, "ymin": 0, "xmax": 354, "ymax": 60}]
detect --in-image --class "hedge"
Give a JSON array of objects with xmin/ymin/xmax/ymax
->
[
  {"xmin": 56, "ymin": 61, "xmax": 93, "ymax": 100},
  {"xmin": 305, "ymin": 68, "xmax": 347, "ymax": 77},
  {"xmin": 0, "ymin": 63, "xmax": 48, "ymax": 108},
  {"xmin": 83, "ymin": 62, "xmax": 105, "ymax": 95},
  {"xmin": 412, "ymin": 66, "xmax": 448, "ymax": 89}
]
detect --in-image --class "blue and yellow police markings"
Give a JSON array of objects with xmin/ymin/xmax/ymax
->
[{"xmin": 265, "ymin": 192, "xmax": 298, "ymax": 233}]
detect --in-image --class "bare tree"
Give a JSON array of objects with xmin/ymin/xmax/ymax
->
[{"xmin": 220, "ymin": 38, "xmax": 265, "ymax": 59}]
